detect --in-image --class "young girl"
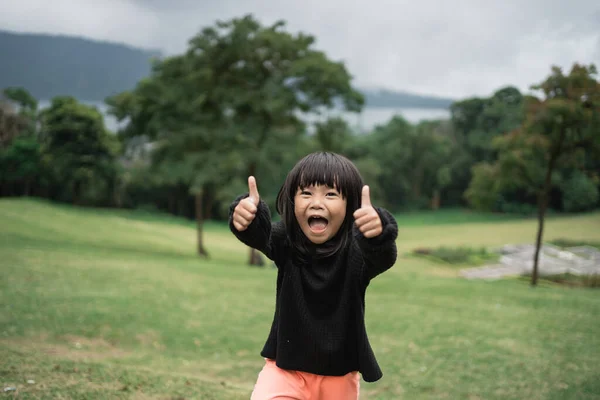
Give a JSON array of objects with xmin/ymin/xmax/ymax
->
[{"xmin": 229, "ymin": 152, "xmax": 398, "ymax": 400}]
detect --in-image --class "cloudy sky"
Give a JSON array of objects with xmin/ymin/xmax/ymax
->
[{"xmin": 1, "ymin": 0, "xmax": 599, "ymax": 99}]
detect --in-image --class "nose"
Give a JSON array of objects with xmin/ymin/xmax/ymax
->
[{"xmin": 309, "ymin": 195, "xmax": 324, "ymax": 209}]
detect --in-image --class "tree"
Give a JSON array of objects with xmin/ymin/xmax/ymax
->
[
  {"xmin": 358, "ymin": 116, "xmax": 456, "ymax": 211},
  {"xmin": 0, "ymin": 98, "xmax": 27, "ymax": 149},
  {"xmin": 183, "ymin": 14, "xmax": 364, "ymax": 265},
  {"xmin": 0, "ymin": 87, "xmax": 42, "ymax": 197},
  {"xmin": 106, "ymin": 53, "xmax": 242, "ymax": 258},
  {"xmin": 482, "ymin": 64, "xmax": 600, "ymax": 286},
  {"xmin": 0, "ymin": 136, "xmax": 41, "ymax": 196},
  {"xmin": 448, "ymin": 87, "xmax": 525, "ymax": 206},
  {"xmin": 2, "ymin": 87, "xmax": 38, "ymax": 137},
  {"xmin": 40, "ymin": 96, "xmax": 118, "ymax": 205}
]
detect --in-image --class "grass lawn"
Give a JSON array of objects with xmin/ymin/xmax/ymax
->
[{"xmin": 1, "ymin": 198, "xmax": 599, "ymax": 399}]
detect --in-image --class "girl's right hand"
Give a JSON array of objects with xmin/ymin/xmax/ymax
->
[{"xmin": 232, "ymin": 176, "xmax": 260, "ymax": 231}]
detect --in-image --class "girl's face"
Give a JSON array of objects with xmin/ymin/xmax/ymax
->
[{"xmin": 294, "ymin": 184, "xmax": 347, "ymax": 244}]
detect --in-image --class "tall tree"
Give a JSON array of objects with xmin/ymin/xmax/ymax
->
[
  {"xmin": 523, "ymin": 64, "xmax": 599, "ymax": 285},
  {"xmin": 469, "ymin": 64, "xmax": 600, "ymax": 286},
  {"xmin": 184, "ymin": 14, "xmax": 364, "ymax": 265}
]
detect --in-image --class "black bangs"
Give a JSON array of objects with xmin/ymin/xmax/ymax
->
[
  {"xmin": 275, "ymin": 151, "xmax": 364, "ymax": 259},
  {"xmin": 296, "ymin": 153, "xmax": 353, "ymax": 198}
]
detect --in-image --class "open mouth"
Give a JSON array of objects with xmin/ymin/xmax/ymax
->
[{"xmin": 308, "ymin": 216, "xmax": 328, "ymax": 233}]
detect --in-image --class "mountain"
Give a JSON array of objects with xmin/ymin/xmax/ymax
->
[
  {"xmin": 0, "ymin": 30, "xmax": 453, "ymax": 108},
  {"xmin": 0, "ymin": 30, "xmax": 161, "ymax": 101},
  {"xmin": 361, "ymin": 88, "xmax": 454, "ymax": 109}
]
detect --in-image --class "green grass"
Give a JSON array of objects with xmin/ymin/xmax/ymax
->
[
  {"xmin": 1, "ymin": 198, "xmax": 599, "ymax": 399},
  {"xmin": 392, "ymin": 207, "xmax": 531, "ymax": 226}
]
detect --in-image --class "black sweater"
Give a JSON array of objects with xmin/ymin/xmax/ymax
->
[{"xmin": 229, "ymin": 195, "xmax": 398, "ymax": 382}]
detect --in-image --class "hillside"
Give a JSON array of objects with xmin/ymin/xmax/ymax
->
[
  {"xmin": 0, "ymin": 30, "xmax": 454, "ymax": 108},
  {"xmin": 362, "ymin": 88, "xmax": 454, "ymax": 109},
  {"xmin": 0, "ymin": 30, "xmax": 161, "ymax": 101}
]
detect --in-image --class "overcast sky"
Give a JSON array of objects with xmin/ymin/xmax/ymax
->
[{"xmin": 1, "ymin": 0, "xmax": 599, "ymax": 99}]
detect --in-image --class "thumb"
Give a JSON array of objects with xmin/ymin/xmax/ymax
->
[
  {"xmin": 248, "ymin": 176, "xmax": 260, "ymax": 204},
  {"xmin": 361, "ymin": 185, "xmax": 372, "ymax": 208}
]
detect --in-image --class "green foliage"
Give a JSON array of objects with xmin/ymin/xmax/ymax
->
[
  {"xmin": 549, "ymin": 238, "xmax": 600, "ymax": 250},
  {"xmin": 40, "ymin": 96, "xmax": 118, "ymax": 205},
  {"xmin": 0, "ymin": 136, "xmax": 41, "ymax": 191},
  {"xmin": 449, "ymin": 86, "xmax": 526, "ymax": 207},
  {"xmin": 412, "ymin": 246, "xmax": 499, "ymax": 266},
  {"xmin": 464, "ymin": 162, "xmax": 500, "ymax": 211},
  {"xmin": 0, "ymin": 100, "xmax": 28, "ymax": 149},
  {"xmin": 471, "ymin": 64, "xmax": 600, "ymax": 215},
  {"xmin": 358, "ymin": 116, "xmax": 459, "ymax": 211},
  {"xmin": 314, "ymin": 117, "xmax": 352, "ymax": 153},
  {"xmin": 495, "ymin": 198, "xmax": 538, "ymax": 215},
  {"xmin": 3, "ymin": 86, "xmax": 38, "ymax": 112},
  {"xmin": 451, "ymin": 86, "xmax": 524, "ymax": 162},
  {"xmin": 560, "ymin": 170, "xmax": 599, "ymax": 212}
]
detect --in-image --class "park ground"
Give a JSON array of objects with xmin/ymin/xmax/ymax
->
[{"xmin": 1, "ymin": 198, "xmax": 599, "ymax": 399}]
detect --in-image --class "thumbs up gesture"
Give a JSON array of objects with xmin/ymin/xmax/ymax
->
[
  {"xmin": 353, "ymin": 185, "xmax": 382, "ymax": 238},
  {"xmin": 232, "ymin": 176, "xmax": 260, "ymax": 232}
]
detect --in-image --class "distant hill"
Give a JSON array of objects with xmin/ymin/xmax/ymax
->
[
  {"xmin": 361, "ymin": 89, "xmax": 454, "ymax": 109},
  {"xmin": 0, "ymin": 30, "xmax": 454, "ymax": 108},
  {"xmin": 0, "ymin": 30, "xmax": 161, "ymax": 101}
]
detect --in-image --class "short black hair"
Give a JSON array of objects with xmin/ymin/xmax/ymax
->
[{"xmin": 276, "ymin": 152, "xmax": 364, "ymax": 259}]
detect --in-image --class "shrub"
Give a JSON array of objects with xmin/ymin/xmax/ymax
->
[
  {"xmin": 560, "ymin": 170, "xmax": 599, "ymax": 212},
  {"xmin": 542, "ymin": 273, "xmax": 600, "ymax": 289},
  {"xmin": 412, "ymin": 246, "xmax": 499, "ymax": 266},
  {"xmin": 549, "ymin": 238, "xmax": 600, "ymax": 250}
]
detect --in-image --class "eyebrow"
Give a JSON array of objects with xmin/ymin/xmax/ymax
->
[{"xmin": 298, "ymin": 185, "xmax": 339, "ymax": 191}]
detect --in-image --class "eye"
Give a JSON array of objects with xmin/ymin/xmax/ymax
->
[
  {"xmin": 300, "ymin": 190, "xmax": 311, "ymax": 196},
  {"xmin": 326, "ymin": 192, "xmax": 338, "ymax": 197}
]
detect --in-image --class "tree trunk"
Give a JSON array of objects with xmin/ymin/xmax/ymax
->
[
  {"xmin": 532, "ymin": 128, "xmax": 566, "ymax": 287},
  {"xmin": 73, "ymin": 180, "xmax": 81, "ymax": 205},
  {"xmin": 431, "ymin": 189, "xmax": 440, "ymax": 210},
  {"xmin": 532, "ymin": 156, "xmax": 558, "ymax": 286},
  {"xmin": 23, "ymin": 179, "xmax": 31, "ymax": 197},
  {"xmin": 168, "ymin": 194, "xmax": 175, "ymax": 214},
  {"xmin": 412, "ymin": 165, "xmax": 423, "ymax": 202},
  {"xmin": 203, "ymin": 189, "xmax": 214, "ymax": 220},
  {"xmin": 195, "ymin": 192, "xmax": 209, "ymax": 258},
  {"xmin": 532, "ymin": 189, "xmax": 548, "ymax": 287}
]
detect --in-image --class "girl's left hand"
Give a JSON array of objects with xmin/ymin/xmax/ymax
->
[{"xmin": 353, "ymin": 185, "xmax": 382, "ymax": 238}]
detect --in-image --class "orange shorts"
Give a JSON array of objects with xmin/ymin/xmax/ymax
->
[{"xmin": 250, "ymin": 358, "xmax": 360, "ymax": 400}]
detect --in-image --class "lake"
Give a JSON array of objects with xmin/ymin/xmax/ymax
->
[{"xmin": 38, "ymin": 100, "xmax": 451, "ymax": 134}]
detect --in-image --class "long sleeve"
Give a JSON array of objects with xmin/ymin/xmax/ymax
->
[
  {"xmin": 353, "ymin": 207, "xmax": 398, "ymax": 281},
  {"xmin": 228, "ymin": 194, "xmax": 287, "ymax": 264}
]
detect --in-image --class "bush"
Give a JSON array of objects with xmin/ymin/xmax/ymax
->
[
  {"xmin": 541, "ymin": 273, "xmax": 600, "ymax": 288},
  {"xmin": 549, "ymin": 238, "xmax": 600, "ymax": 250},
  {"xmin": 412, "ymin": 246, "xmax": 499, "ymax": 266},
  {"xmin": 561, "ymin": 171, "xmax": 599, "ymax": 212},
  {"xmin": 496, "ymin": 199, "xmax": 537, "ymax": 215}
]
